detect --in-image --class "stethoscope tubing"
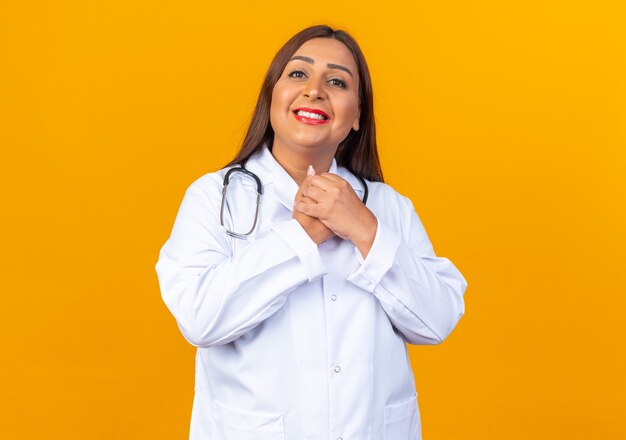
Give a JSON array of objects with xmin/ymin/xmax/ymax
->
[{"xmin": 220, "ymin": 161, "xmax": 368, "ymax": 239}]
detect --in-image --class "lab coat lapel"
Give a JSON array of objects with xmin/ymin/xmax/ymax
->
[
  {"xmin": 243, "ymin": 145, "xmax": 275, "ymax": 187},
  {"xmin": 335, "ymin": 165, "xmax": 366, "ymax": 202},
  {"xmin": 272, "ymin": 158, "xmax": 300, "ymax": 213},
  {"xmin": 244, "ymin": 145, "xmax": 297, "ymax": 213}
]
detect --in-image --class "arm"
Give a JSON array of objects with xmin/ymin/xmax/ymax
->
[
  {"xmin": 346, "ymin": 196, "xmax": 468, "ymax": 345},
  {"xmin": 155, "ymin": 179, "xmax": 327, "ymax": 348}
]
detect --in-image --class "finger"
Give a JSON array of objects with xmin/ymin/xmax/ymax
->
[
  {"xmin": 294, "ymin": 186, "xmax": 315, "ymax": 206},
  {"xmin": 307, "ymin": 175, "xmax": 339, "ymax": 193},
  {"xmin": 297, "ymin": 175, "xmax": 328, "ymax": 199},
  {"xmin": 319, "ymin": 173, "xmax": 348, "ymax": 184},
  {"xmin": 319, "ymin": 173, "xmax": 359, "ymax": 196},
  {"xmin": 297, "ymin": 195, "xmax": 317, "ymax": 205},
  {"xmin": 295, "ymin": 175, "xmax": 317, "ymax": 200},
  {"xmin": 294, "ymin": 200, "xmax": 324, "ymax": 218},
  {"xmin": 298, "ymin": 175, "xmax": 316, "ymax": 191},
  {"xmin": 302, "ymin": 185, "xmax": 326, "ymax": 203},
  {"xmin": 314, "ymin": 174, "xmax": 354, "ymax": 193}
]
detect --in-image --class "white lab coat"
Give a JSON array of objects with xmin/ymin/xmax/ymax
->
[{"xmin": 155, "ymin": 145, "xmax": 467, "ymax": 440}]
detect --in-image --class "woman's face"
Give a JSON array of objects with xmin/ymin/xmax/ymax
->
[{"xmin": 270, "ymin": 38, "xmax": 360, "ymax": 156}]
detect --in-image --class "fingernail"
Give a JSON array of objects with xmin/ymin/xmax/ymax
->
[{"xmin": 307, "ymin": 165, "xmax": 315, "ymax": 177}]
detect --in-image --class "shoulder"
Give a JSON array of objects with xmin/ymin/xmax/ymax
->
[
  {"xmin": 184, "ymin": 165, "xmax": 235, "ymax": 200},
  {"xmin": 336, "ymin": 166, "xmax": 412, "ymax": 213},
  {"xmin": 185, "ymin": 148, "xmax": 269, "ymax": 199},
  {"xmin": 366, "ymin": 180, "xmax": 416, "ymax": 214},
  {"xmin": 166, "ymin": 166, "xmax": 238, "ymax": 220},
  {"xmin": 365, "ymin": 180, "xmax": 430, "ymax": 247}
]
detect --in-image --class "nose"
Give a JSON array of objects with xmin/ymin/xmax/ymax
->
[{"xmin": 303, "ymin": 76, "xmax": 325, "ymax": 100}]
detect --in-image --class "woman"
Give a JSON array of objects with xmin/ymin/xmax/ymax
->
[{"xmin": 156, "ymin": 25, "xmax": 467, "ymax": 440}]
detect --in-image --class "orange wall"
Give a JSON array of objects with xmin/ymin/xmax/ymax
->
[{"xmin": 1, "ymin": 1, "xmax": 624, "ymax": 438}]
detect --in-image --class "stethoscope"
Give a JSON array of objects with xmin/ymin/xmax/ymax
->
[{"xmin": 220, "ymin": 161, "xmax": 369, "ymax": 239}]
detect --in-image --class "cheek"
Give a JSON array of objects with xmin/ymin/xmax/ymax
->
[
  {"xmin": 271, "ymin": 84, "xmax": 292, "ymax": 112},
  {"xmin": 270, "ymin": 86, "xmax": 291, "ymax": 131},
  {"xmin": 337, "ymin": 97, "xmax": 360, "ymax": 123},
  {"xmin": 269, "ymin": 89, "xmax": 280, "ymax": 116}
]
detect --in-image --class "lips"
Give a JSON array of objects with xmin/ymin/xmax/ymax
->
[{"xmin": 292, "ymin": 107, "xmax": 331, "ymax": 125}]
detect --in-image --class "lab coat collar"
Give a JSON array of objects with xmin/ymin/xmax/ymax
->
[{"xmin": 245, "ymin": 144, "xmax": 365, "ymax": 212}]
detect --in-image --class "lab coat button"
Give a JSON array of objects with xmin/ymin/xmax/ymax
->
[
  {"xmin": 330, "ymin": 294, "xmax": 337, "ymax": 301},
  {"xmin": 334, "ymin": 365, "xmax": 342, "ymax": 373}
]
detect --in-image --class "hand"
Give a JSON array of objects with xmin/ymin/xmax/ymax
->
[
  {"xmin": 294, "ymin": 171, "xmax": 378, "ymax": 257},
  {"xmin": 292, "ymin": 168, "xmax": 334, "ymax": 245}
]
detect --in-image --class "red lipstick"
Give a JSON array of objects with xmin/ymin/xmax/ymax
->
[{"xmin": 292, "ymin": 107, "xmax": 330, "ymax": 125}]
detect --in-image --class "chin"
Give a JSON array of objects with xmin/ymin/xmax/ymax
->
[
  {"xmin": 296, "ymin": 140, "xmax": 338, "ymax": 152},
  {"xmin": 287, "ymin": 134, "xmax": 328, "ymax": 148}
]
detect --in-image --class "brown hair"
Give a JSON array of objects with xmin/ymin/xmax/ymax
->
[{"xmin": 226, "ymin": 25, "xmax": 384, "ymax": 182}]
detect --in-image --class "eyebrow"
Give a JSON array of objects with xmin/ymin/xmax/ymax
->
[{"xmin": 289, "ymin": 55, "xmax": 354, "ymax": 77}]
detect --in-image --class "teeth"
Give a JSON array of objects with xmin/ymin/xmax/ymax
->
[{"xmin": 296, "ymin": 110, "xmax": 327, "ymax": 120}]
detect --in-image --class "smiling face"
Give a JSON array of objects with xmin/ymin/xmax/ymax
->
[{"xmin": 270, "ymin": 37, "xmax": 361, "ymax": 157}]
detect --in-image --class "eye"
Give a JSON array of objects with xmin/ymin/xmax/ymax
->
[
  {"xmin": 288, "ymin": 69, "xmax": 307, "ymax": 79},
  {"xmin": 329, "ymin": 78, "xmax": 347, "ymax": 89}
]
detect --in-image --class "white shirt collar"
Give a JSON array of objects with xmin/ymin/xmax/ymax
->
[{"xmin": 245, "ymin": 144, "xmax": 366, "ymax": 212}]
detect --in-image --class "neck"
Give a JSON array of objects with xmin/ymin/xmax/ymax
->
[{"xmin": 271, "ymin": 141, "xmax": 336, "ymax": 185}]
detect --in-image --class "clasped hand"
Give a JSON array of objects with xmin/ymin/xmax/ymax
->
[{"xmin": 292, "ymin": 171, "xmax": 378, "ymax": 257}]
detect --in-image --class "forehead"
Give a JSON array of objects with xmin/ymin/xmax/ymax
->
[{"xmin": 292, "ymin": 38, "xmax": 358, "ymax": 71}]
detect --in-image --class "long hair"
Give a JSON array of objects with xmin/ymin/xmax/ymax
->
[{"xmin": 226, "ymin": 25, "xmax": 384, "ymax": 182}]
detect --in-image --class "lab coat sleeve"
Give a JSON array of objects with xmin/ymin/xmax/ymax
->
[
  {"xmin": 347, "ymin": 194, "xmax": 467, "ymax": 345},
  {"xmin": 155, "ymin": 179, "xmax": 327, "ymax": 348}
]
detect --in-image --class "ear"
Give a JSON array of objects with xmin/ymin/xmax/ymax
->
[{"xmin": 352, "ymin": 105, "xmax": 361, "ymax": 131}]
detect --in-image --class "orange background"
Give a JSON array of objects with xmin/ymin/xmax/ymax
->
[{"xmin": 1, "ymin": 1, "xmax": 624, "ymax": 438}]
